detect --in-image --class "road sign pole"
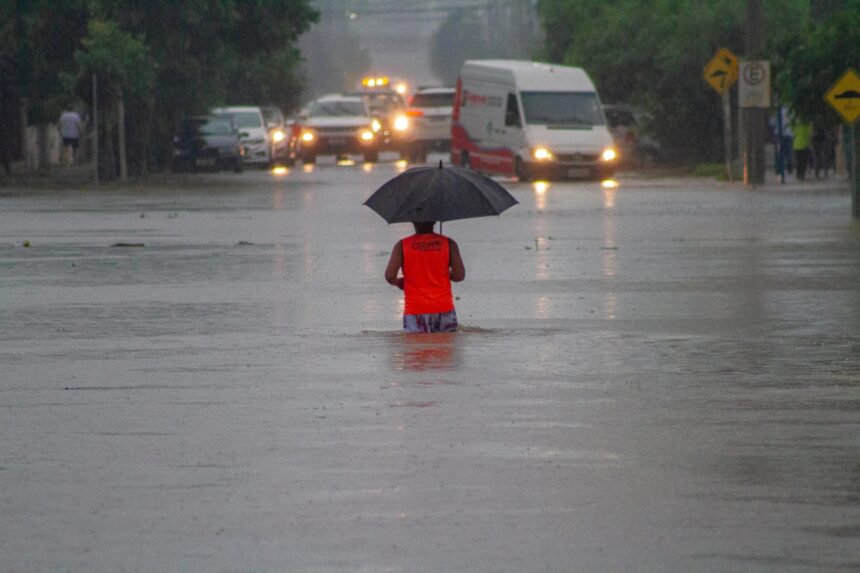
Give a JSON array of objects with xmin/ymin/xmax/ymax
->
[
  {"xmin": 853, "ymin": 122, "xmax": 859, "ymax": 219},
  {"xmin": 744, "ymin": 0, "xmax": 766, "ymax": 185},
  {"xmin": 722, "ymin": 91, "xmax": 733, "ymax": 181}
]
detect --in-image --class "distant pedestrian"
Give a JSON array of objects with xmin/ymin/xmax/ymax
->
[
  {"xmin": 770, "ymin": 107, "xmax": 793, "ymax": 175},
  {"xmin": 58, "ymin": 105, "xmax": 83, "ymax": 165},
  {"xmin": 791, "ymin": 119, "xmax": 812, "ymax": 181},
  {"xmin": 385, "ymin": 221, "xmax": 465, "ymax": 333},
  {"xmin": 812, "ymin": 125, "xmax": 836, "ymax": 179}
]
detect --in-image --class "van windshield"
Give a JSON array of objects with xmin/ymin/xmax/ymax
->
[{"xmin": 520, "ymin": 92, "xmax": 605, "ymax": 127}]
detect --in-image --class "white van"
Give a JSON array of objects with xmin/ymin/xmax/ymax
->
[{"xmin": 451, "ymin": 60, "xmax": 618, "ymax": 180}]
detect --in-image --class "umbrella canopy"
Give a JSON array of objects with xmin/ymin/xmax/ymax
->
[{"xmin": 364, "ymin": 161, "xmax": 518, "ymax": 224}]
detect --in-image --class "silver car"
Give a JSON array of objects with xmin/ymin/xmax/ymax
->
[{"xmin": 403, "ymin": 87, "xmax": 456, "ymax": 163}]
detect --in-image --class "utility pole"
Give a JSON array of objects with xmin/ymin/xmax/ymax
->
[{"xmin": 743, "ymin": 0, "xmax": 766, "ymax": 185}]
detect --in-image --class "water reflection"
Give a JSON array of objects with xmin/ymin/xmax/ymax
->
[
  {"xmin": 395, "ymin": 159, "xmax": 409, "ymax": 173},
  {"xmin": 533, "ymin": 180, "xmax": 549, "ymax": 211},
  {"xmin": 302, "ymin": 163, "xmax": 314, "ymax": 173},
  {"xmin": 391, "ymin": 332, "xmax": 458, "ymax": 372},
  {"xmin": 271, "ymin": 166, "xmax": 289, "ymax": 176},
  {"xmin": 362, "ymin": 162, "xmax": 375, "ymax": 173},
  {"xmin": 601, "ymin": 180, "xmax": 618, "ymax": 319},
  {"xmin": 337, "ymin": 158, "xmax": 356, "ymax": 166},
  {"xmin": 601, "ymin": 179, "xmax": 618, "ymax": 209}
]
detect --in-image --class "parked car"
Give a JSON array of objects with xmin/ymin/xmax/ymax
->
[
  {"xmin": 603, "ymin": 104, "xmax": 662, "ymax": 168},
  {"xmin": 403, "ymin": 86, "xmax": 456, "ymax": 163},
  {"xmin": 296, "ymin": 95, "xmax": 381, "ymax": 164},
  {"xmin": 171, "ymin": 115, "xmax": 244, "ymax": 173},
  {"xmin": 346, "ymin": 89, "xmax": 410, "ymax": 157},
  {"xmin": 211, "ymin": 106, "xmax": 270, "ymax": 166},
  {"xmin": 262, "ymin": 105, "xmax": 297, "ymax": 167}
]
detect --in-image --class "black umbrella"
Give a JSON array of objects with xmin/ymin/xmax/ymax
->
[{"xmin": 364, "ymin": 161, "xmax": 518, "ymax": 224}]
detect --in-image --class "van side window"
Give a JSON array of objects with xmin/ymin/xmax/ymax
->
[{"xmin": 505, "ymin": 94, "xmax": 521, "ymax": 127}]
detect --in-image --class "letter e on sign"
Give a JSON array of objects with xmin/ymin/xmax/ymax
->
[{"xmin": 739, "ymin": 60, "xmax": 771, "ymax": 108}]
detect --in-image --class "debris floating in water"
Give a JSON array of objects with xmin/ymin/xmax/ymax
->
[{"xmin": 111, "ymin": 242, "xmax": 145, "ymax": 248}]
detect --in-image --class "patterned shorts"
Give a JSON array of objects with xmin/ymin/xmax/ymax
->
[{"xmin": 403, "ymin": 309, "xmax": 458, "ymax": 333}]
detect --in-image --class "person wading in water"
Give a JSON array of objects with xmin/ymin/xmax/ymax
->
[{"xmin": 385, "ymin": 221, "xmax": 465, "ymax": 333}]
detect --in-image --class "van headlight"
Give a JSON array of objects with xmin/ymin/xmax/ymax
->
[
  {"xmin": 301, "ymin": 130, "xmax": 316, "ymax": 143},
  {"xmin": 532, "ymin": 147, "xmax": 553, "ymax": 161},
  {"xmin": 371, "ymin": 119, "xmax": 382, "ymax": 133},
  {"xmin": 393, "ymin": 114, "xmax": 409, "ymax": 131},
  {"xmin": 601, "ymin": 147, "xmax": 618, "ymax": 162}
]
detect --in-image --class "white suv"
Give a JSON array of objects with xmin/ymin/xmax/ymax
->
[
  {"xmin": 296, "ymin": 95, "xmax": 380, "ymax": 164},
  {"xmin": 403, "ymin": 87, "xmax": 456, "ymax": 163},
  {"xmin": 211, "ymin": 106, "xmax": 270, "ymax": 166}
]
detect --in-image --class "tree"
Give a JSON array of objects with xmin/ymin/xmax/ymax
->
[
  {"xmin": 776, "ymin": 1, "xmax": 860, "ymax": 126},
  {"xmin": 70, "ymin": 18, "xmax": 155, "ymax": 180},
  {"xmin": 4, "ymin": 0, "xmax": 320, "ymax": 178},
  {"xmin": 536, "ymin": 0, "xmax": 810, "ymax": 164}
]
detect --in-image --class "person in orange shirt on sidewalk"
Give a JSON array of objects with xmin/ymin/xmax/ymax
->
[{"xmin": 385, "ymin": 221, "xmax": 466, "ymax": 333}]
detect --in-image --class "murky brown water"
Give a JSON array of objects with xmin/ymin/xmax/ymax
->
[{"xmin": 2, "ymin": 160, "xmax": 859, "ymax": 571}]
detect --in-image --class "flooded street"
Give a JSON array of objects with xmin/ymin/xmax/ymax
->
[{"xmin": 2, "ymin": 160, "xmax": 859, "ymax": 572}]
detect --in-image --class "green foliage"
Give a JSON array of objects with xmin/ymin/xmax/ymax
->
[
  {"xmin": 536, "ymin": 0, "xmax": 810, "ymax": 164},
  {"xmin": 776, "ymin": 0, "xmax": 860, "ymax": 126},
  {"xmin": 2, "ymin": 0, "xmax": 320, "ymax": 176},
  {"xmin": 74, "ymin": 18, "xmax": 155, "ymax": 98}
]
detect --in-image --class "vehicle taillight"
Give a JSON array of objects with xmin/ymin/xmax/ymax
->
[{"xmin": 406, "ymin": 109, "xmax": 424, "ymax": 117}]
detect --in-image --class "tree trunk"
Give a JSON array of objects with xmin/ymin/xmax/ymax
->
[
  {"xmin": 38, "ymin": 123, "xmax": 51, "ymax": 171},
  {"xmin": 117, "ymin": 89, "xmax": 128, "ymax": 182}
]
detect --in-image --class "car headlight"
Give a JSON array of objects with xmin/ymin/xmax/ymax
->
[
  {"xmin": 360, "ymin": 130, "xmax": 375, "ymax": 142},
  {"xmin": 601, "ymin": 147, "xmax": 618, "ymax": 161},
  {"xmin": 393, "ymin": 115, "xmax": 409, "ymax": 131},
  {"xmin": 532, "ymin": 147, "xmax": 553, "ymax": 161},
  {"xmin": 301, "ymin": 131, "xmax": 315, "ymax": 143},
  {"xmin": 272, "ymin": 129, "xmax": 285, "ymax": 143},
  {"xmin": 371, "ymin": 119, "xmax": 382, "ymax": 133}
]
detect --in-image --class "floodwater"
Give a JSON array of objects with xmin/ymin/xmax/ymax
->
[{"xmin": 1, "ymin": 159, "xmax": 859, "ymax": 572}]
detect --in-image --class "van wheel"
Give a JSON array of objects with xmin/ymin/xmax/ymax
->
[
  {"xmin": 461, "ymin": 152, "xmax": 471, "ymax": 170},
  {"xmin": 515, "ymin": 157, "xmax": 531, "ymax": 181}
]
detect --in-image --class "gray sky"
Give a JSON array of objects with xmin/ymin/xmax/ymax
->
[{"xmin": 347, "ymin": 7, "xmax": 446, "ymax": 87}]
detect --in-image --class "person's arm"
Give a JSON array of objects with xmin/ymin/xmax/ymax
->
[
  {"xmin": 449, "ymin": 238, "xmax": 465, "ymax": 282},
  {"xmin": 384, "ymin": 240, "xmax": 404, "ymax": 289}
]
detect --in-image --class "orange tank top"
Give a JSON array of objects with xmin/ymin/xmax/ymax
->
[{"xmin": 402, "ymin": 233, "xmax": 454, "ymax": 315}]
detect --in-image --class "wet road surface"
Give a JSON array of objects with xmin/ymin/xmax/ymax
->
[{"xmin": 2, "ymin": 158, "xmax": 859, "ymax": 572}]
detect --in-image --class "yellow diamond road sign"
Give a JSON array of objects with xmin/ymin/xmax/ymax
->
[
  {"xmin": 825, "ymin": 68, "xmax": 860, "ymax": 124},
  {"xmin": 704, "ymin": 48, "xmax": 739, "ymax": 94}
]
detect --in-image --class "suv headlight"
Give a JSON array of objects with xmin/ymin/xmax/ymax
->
[
  {"xmin": 532, "ymin": 147, "xmax": 553, "ymax": 161},
  {"xmin": 371, "ymin": 119, "xmax": 382, "ymax": 133},
  {"xmin": 272, "ymin": 129, "xmax": 285, "ymax": 143},
  {"xmin": 601, "ymin": 147, "xmax": 618, "ymax": 162},
  {"xmin": 301, "ymin": 130, "xmax": 316, "ymax": 143},
  {"xmin": 360, "ymin": 130, "xmax": 375, "ymax": 142},
  {"xmin": 393, "ymin": 114, "xmax": 409, "ymax": 131}
]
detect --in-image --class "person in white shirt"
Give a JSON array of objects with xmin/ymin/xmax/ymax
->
[{"xmin": 58, "ymin": 106, "xmax": 84, "ymax": 165}]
